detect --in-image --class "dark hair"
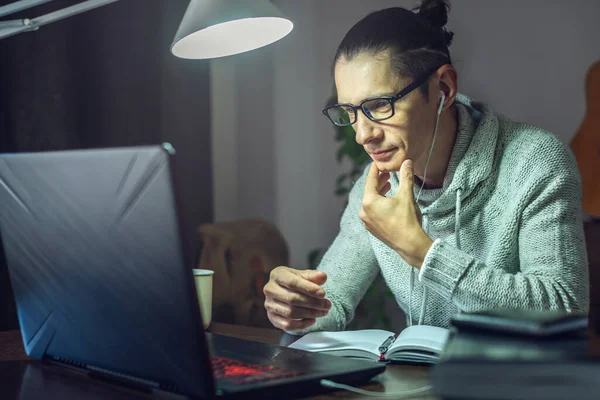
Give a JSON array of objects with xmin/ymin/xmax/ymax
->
[{"xmin": 334, "ymin": 0, "xmax": 454, "ymax": 99}]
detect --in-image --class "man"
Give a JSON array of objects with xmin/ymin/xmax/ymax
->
[{"xmin": 263, "ymin": 1, "xmax": 588, "ymax": 333}]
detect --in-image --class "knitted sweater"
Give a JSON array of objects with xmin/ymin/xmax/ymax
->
[{"xmin": 301, "ymin": 93, "xmax": 589, "ymax": 333}]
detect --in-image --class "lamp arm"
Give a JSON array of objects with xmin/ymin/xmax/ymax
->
[
  {"xmin": 0, "ymin": 0, "xmax": 122, "ymax": 40},
  {"xmin": 0, "ymin": 0, "xmax": 52, "ymax": 18}
]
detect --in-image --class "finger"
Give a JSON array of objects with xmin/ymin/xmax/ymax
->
[
  {"xmin": 266, "ymin": 299, "xmax": 330, "ymax": 320},
  {"xmin": 268, "ymin": 313, "xmax": 316, "ymax": 332},
  {"xmin": 275, "ymin": 270, "xmax": 326, "ymax": 298},
  {"xmin": 395, "ymin": 159, "xmax": 415, "ymax": 197},
  {"xmin": 378, "ymin": 171, "xmax": 390, "ymax": 192},
  {"xmin": 364, "ymin": 162, "xmax": 381, "ymax": 195},
  {"xmin": 296, "ymin": 269, "xmax": 327, "ymax": 286},
  {"xmin": 379, "ymin": 181, "xmax": 391, "ymax": 196},
  {"xmin": 377, "ymin": 172, "xmax": 390, "ymax": 191},
  {"xmin": 264, "ymin": 283, "xmax": 332, "ymax": 310}
]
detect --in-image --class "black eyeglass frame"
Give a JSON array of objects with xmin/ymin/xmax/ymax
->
[{"xmin": 322, "ymin": 65, "xmax": 443, "ymax": 127}]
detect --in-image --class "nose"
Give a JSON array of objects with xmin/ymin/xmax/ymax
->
[{"xmin": 354, "ymin": 112, "xmax": 383, "ymax": 146}]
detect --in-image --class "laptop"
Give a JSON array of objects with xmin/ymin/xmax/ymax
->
[{"xmin": 0, "ymin": 144, "xmax": 385, "ymax": 399}]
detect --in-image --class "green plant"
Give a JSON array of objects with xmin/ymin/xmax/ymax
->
[{"xmin": 332, "ymin": 122, "xmax": 370, "ymax": 200}]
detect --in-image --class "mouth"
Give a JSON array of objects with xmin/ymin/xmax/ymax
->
[{"xmin": 369, "ymin": 148, "xmax": 397, "ymax": 161}]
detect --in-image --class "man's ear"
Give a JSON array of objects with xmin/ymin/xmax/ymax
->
[
  {"xmin": 439, "ymin": 81, "xmax": 450, "ymax": 97},
  {"xmin": 437, "ymin": 65, "xmax": 458, "ymax": 110}
]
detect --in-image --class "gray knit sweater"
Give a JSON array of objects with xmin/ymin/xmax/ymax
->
[{"xmin": 300, "ymin": 93, "xmax": 589, "ymax": 333}]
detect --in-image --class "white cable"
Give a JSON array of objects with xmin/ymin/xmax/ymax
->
[
  {"xmin": 321, "ymin": 379, "xmax": 432, "ymax": 398},
  {"xmin": 418, "ymin": 286, "xmax": 428, "ymax": 325},
  {"xmin": 455, "ymin": 188, "xmax": 462, "ymax": 251},
  {"xmin": 408, "ymin": 268, "xmax": 414, "ymax": 326},
  {"xmin": 411, "ymin": 91, "xmax": 445, "ymax": 327},
  {"xmin": 415, "ymin": 91, "xmax": 445, "ymax": 203}
]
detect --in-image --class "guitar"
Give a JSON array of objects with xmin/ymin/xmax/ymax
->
[{"xmin": 571, "ymin": 60, "xmax": 600, "ymax": 218}]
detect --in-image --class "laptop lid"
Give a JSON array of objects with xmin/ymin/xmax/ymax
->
[{"xmin": 0, "ymin": 145, "xmax": 214, "ymax": 398}]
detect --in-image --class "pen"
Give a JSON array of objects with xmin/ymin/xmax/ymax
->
[{"xmin": 378, "ymin": 333, "xmax": 399, "ymax": 354}]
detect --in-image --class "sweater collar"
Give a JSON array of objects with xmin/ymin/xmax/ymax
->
[{"xmin": 416, "ymin": 93, "xmax": 500, "ymax": 214}]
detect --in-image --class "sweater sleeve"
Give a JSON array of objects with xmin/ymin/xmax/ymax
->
[
  {"xmin": 418, "ymin": 150, "xmax": 589, "ymax": 314},
  {"xmin": 289, "ymin": 164, "xmax": 380, "ymax": 334}
]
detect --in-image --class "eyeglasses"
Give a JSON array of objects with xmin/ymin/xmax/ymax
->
[{"xmin": 322, "ymin": 65, "xmax": 442, "ymax": 127}]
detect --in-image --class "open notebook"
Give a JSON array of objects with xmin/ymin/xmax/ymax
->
[{"xmin": 288, "ymin": 325, "xmax": 449, "ymax": 364}]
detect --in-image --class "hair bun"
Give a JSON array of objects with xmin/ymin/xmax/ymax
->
[
  {"xmin": 417, "ymin": 0, "xmax": 450, "ymax": 28},
  {"xmin": 415, "ymin": 0, "xmax": 454, "ymax": 46}
]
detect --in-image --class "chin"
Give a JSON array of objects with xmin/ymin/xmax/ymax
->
[{"xmin": 372, "ymin": 157, "xmax": 405, "ymax": 173}]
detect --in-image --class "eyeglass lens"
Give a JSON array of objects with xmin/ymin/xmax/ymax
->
[{"xmin": 327, "ymin": 98, "xmax": 394, "ymax": 126}]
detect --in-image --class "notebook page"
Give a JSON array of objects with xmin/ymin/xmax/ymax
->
[
  {"xmin": 390, "ymin": 325, "xmax": 449, "ymax": 355},
  {"xmin": 288, "ymin": 329, "xmax": 394, "ymax": 355}
]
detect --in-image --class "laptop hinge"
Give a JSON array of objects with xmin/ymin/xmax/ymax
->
[{"xmin": 45, "ymin": 355, "xmax": 181, "ymax": 394}]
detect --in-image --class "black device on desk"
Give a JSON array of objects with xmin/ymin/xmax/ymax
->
[
  {"xmin": 449, "ymin": 308, "xmax": 589, "ymax": 337},
  {"xmin": 432, "ymin": 308, "xmax": 595, "ymax": 400},
  {"xmin": 0, "ymin": 145, "xmax": 384, "ymax": 399}
]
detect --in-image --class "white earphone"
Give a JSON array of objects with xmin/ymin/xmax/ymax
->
[
  {"xmin": 415, "ymin": 90, "xmax": 446, "ymax": 204},
  {"xmin": 437, "ymin": 90, "xmax": 445, "ymax": 117}
]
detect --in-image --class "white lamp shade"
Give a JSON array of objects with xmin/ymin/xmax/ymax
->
[{"xmin": 171, "ymin": 0, "xmax": 293, "ymax": 59}]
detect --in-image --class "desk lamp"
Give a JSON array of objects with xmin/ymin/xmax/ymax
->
[{"xmin": 0, "ymin": 0, "xmax": 293, "ymax": 58}]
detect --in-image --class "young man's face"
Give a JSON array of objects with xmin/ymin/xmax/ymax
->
[{"xmin": 334, "ymin": 50, "xmax": 439, "ymax": 173}]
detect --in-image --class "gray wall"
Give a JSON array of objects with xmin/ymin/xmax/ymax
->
[
  {"xmin": 212, "ymin": 0, "xmax": 600, "ymax": 269},
  {"xmin": 0, "ymin": 0, "xmax": 212, "ymax": 330}
]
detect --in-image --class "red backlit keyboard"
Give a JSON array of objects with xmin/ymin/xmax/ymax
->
[{"xmin": 211, "ymin": 356, "xmax": 302, "ymax": 385}]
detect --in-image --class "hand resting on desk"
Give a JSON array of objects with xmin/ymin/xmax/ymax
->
[{"xmin": 263, "ymin": 267, "xmax": 332, "ymax": 332}]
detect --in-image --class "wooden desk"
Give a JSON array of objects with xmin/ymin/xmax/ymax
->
[{"xmin": 0, "ymin": 323, "xmax": 436, "ymax": 399}]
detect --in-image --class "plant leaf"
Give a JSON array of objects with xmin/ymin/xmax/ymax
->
[
  {"xmin": 336, "ymin": 147, "xmax": 346, "ymax": 163},
  {"xmin": 307, "ymin": 248, "xmax": 324, "ymax": 269},
  {"xmin": 335, "ymin": 187, "xmax": 349, "ymax": 196}
]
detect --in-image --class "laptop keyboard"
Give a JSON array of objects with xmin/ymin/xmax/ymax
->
[{"xmin": 211, "ymin": 356, "xmax": 302, "ymax": 385}]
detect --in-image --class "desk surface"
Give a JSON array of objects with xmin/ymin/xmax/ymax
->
[{"xmin": 0, "ymin": 323, "xmax": 436, "ymax": 399}]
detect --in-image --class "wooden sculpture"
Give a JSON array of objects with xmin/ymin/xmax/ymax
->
[{"xmin": 571, "ymin": 60, "xmax": 600, "ymax": 217}]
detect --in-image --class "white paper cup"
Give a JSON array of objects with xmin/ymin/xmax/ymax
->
[{"xmin": 192, "ymin": 269, "xmax": 214, "ymax": 329}]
